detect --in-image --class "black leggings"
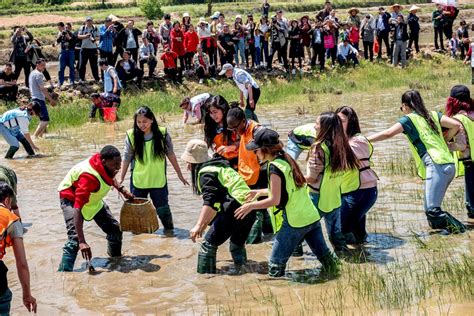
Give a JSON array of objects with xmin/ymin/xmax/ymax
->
[
  {"xmin": 408, "ymin": 32, "xmax": 419, "ymax": 53},
  {"xmin": 363, "ymin": 41, "xmax": 374, "ymax": 61}
]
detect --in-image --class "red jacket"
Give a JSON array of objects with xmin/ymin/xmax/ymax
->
[
  {"xmin": 59, "ymin": 153, "xmax": 115, "ymax": 209},
  {"xmin": 349, "ymin": 27, "xmax": 360, "ymax": 43},
  {"xmin": 170, "ymin": 28, "xmax": 185, "ymax": 56},
  {"xmin": 161, "ymin": 51, "xmax": 178, "ymax": 68},
  {"xmin": 184, "ymin": 31, "xmax": 200, "ymax": 53}
]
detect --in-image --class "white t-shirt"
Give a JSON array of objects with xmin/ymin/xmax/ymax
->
[
  {"xmin": 232, "ymin": 68, "xmax": 259, "ymax": 98},
  {"xmin": 187, "ymin": 93, "xmax": 211, "ymax": 119}
]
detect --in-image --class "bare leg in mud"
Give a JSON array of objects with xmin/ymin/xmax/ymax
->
[{"xmin": 33, "ymin": 121, "xmax": 48, "ymax": 138}]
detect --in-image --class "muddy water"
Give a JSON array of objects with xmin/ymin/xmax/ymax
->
[{"xmin": 0, "ymin": 93, "xmax": 472, "ymax": 315}]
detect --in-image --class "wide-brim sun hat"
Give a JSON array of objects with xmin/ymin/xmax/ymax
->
[
  {"xmin": 348, "ymin": 7, "xmax": 359, "ymax": 14},
  {"xmin": 199, "ymin": 17, "xmax": 208, "ymax": 24},
  {"xmin": 235, "ymin": 14, "xmax": 242, "ymax": 20},
  {"xmin": 409, "ymin": 5, "xmax": 421, "ymax": 12},
  {"xmin": 183, "ymin": 12, "xmax": 190, "ymax": 18},
  {"xmin": 181, "ymin": 139, "xmax": 210, "ymax": 164},
  {"xmin": 108, "ymin": 14, "xmax": 120, "ymax": 22},
  {"xmin": 391, "ymin": 3, "xmax": 403, "ymax": 11}
]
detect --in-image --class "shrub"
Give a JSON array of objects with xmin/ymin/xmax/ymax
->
[{"xmin": 139, "ymin": 0, "xmax": 163, "ymax": 20}]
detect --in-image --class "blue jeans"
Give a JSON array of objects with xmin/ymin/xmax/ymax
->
[
  {"xmin": 58, "ymin": 49, "xmax": 75, "ymax": 85},
  {"xmin": 261, "ymin": 40, "xmax": 269, "ymax": 65},
  {"xmin": 340, "ymin": 187, "xmax": 378, "ymax": 243},
  {"xmin": 286, "ymin": 138, "xmax": 304, "ymax": 160},
  {"xmin": 234, "ymin": 38, "xmax": 246, "ymax": 65},
  {"xmin": 422, "ymin": 154, "xmax": 455, "ymax": 211},
  {"xmin": 32, "ymin": 98, "xmax": 49, "ymax": 122},
  {"xmin": 255, "ymin": 46, "xmax": 261, "ymax": 65},
  {"xmin": 0, "ymin": 288, "xmax": 12, "ymax": 315},
  {"xmin": 337, "ymin": 52, "xmax": 359, "ymax": 66},
  {"xmin": 269, "ymin": 213, "xmax": 330, "ymax": 266},
  {"xmin": 464, "ymin": 161, "xmax": 474, "ymax": 215},
  {"xmin": 309, "ymin": 192, "xmax": 341, "ymax": 242}
]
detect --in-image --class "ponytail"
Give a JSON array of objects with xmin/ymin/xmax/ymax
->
[
  {"xmin": 401, "ymin": 90, "xmax": 439, "ymax": 134},
  {"xmin": 260, "ymin": 143, "xmax": 306, "ymax": 188}
]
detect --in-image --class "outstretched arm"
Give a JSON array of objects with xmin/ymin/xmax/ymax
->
[{"xmin": 367, "ymin": 122, "xmax": 403, "ymax": 142}]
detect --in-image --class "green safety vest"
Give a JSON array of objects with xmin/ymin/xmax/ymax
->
[
  {"xmin": 405, "ymin": 111, "xmax": 454, "ymax": 180},
  {"xmin": 292, "ymin": 123, "xmax": 317, "ymax": 149},
  {"xmin": 197, "ymin": 164, "xmax": 250, "ymax": 212},
  {"xmin": 127, "ymin": 127, "xmax": 167, "ymax": 189},
  {"xmin": 268, "ymin": 158, "xmax": 320, "ymax": 233},
  {"xmin": 316, "ymin": 142, "xmax": 344, "ymax": 213},
  {"xmin": 341, "ymin": 134, "xmax": 374, "ymax": 194},
  {"xmin": 453, "ymin": 113, "xmax": 474, "ymax": 177},
  {"xmin": 58, "ymin": 159, "xmax": 111, "ymax": 221}
]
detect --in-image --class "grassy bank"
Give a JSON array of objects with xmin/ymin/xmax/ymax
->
[{"xmin": 20, "ymin": 53, "xmax": 468, "ymax": 131}]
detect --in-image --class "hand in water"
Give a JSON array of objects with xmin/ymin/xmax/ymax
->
[{"xmin": 79, "ymin": 242, "xmax": 92, "ymax": 260}]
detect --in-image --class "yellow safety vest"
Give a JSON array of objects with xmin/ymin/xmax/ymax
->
[
  {"xmin": 58, "ymin": 159, "xmax": 111, "ymax": 221},
  {"xmin": 268, "ymin": 158, "xmax": 320, "ymax": 233},
  {"xmin": 341, "ymin": 134, "xmax": 374, "ymax": 194},
  {"xmin": 127, "ymin": 127, "xmax": 167, "ymax": 189},
  {"xmin": 453, "ymin": 113, "xmax": 474, "ymax": 177},
  {"xmin": 405, "ymin": 111, "xmax": 454, "ymax": 180}
]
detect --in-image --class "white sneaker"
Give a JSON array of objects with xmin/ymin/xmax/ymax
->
[{"xmin": 199, "ymin": 79, "xmax": 204, "ymax": 84}]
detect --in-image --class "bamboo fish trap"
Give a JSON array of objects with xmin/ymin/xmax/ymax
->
[{"xmin": 120, "ymin": 198, "xmax": 159, "ymax": 233}]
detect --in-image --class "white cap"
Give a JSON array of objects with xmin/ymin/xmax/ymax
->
[
  {"xmin": 219, "ymin": 63, "xmax": 234, "ymax": 76},
  {"xmin": 183, "ymin": 12, "xmax": 190, "ymax": 18}
]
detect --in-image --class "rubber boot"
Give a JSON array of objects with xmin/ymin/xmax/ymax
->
[
  {"xmin": 329, "ymin": 232, "xmax": 349, "ymax": 252},
  {"xmin": 4, "ymin": 146, "xmax": 18, "ymax": 159},
  {"xmin": 229, "ymin": 242, "xmax": 247, "ymax": 267},
  {"xmin": 156, "ymin": 206, "xmax": 174, "ymax": 233},
  {"xmin": 319, "ymin": 251, "xmax": 341, "ymax": 277},
  {"xmin": 268, "ymin": 261, "xmax": 286, "ymax": 277},
  {"xmin": 246, "ymin": 210, "xmax": 263, "ymax": 244},
  {"xmin": 426, "ymin": 207, "xmax": 466, "ymax": 234},
  {"xmin": 343, "ymin": 232, "xmax": 357, "ymax": 245},
  {"xmin": 467, "ymin": 204, "xmax": 474, "ymax": 219},
  {"xmin": 57, "ymin": 240, "xmax": 79, "ymax": 272},
  {"xmin": 19, "ymin": 138, "xmax": 35, "ymax": 156},
  {"xmin": 197, "ymin": 240, "xmax": 217, "ymax": 274},
  {"xmin": 107, "ymin": 232, "xmax": 123, "ymax": 257},
  {"xmin": 291, "ymin": 242, "xmax": 304, "ymax": 257}
]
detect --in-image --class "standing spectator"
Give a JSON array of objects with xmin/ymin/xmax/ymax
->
[
  {"xmin": 182, "ymin": 12, "xmax": 192, "ymax": 32},
  {"xmin": 56, "ymin": 22, "xmax": 76, "ymax": 87},
  {"xmin": 170, "ymin": 21, "xmax": 186, "ymax": 76},
  {"xmin": 220, "ymin": 63, "xmax": 260, "ymax": 122},
  {"xmin": 432, "ymin": 4, "xmax": 445, "ymax": 51},
  {"xmin": 337, "ymin": 38, "xmax": 359, "ymax": 66},
  {"xmin": 257, "ymin": 15, "xmax": 270, "ymax": 68},
  {"xmin": 210, "ymin": 12, "xmax": 220, "ymax": 68},
  {"xmin": 77, "ymin": 16, "xmax": 100, "ymax": 83},
  {"xmin": 268, "ymin": 15, "xmax": 288, "ymax": 71},
  {"xmin": 29, "ymin": 59, "xmax": 57, "ymax": 137},
  {"xmin": 311, "ymin": 22, "xmax": 326, "ymax": 70},
  {"xmin": 360, "ymin": 15, "xmax": 375, "ymax": 61},
  {"xmin": 449, "ymin": 32, "xmax": 459, "ymax": 58},
  {"xmin": 288, "ymin": 20, "xmax": 303, "ymax": 75},
  {"xmin": 193, "ymin": 45, "xmax": 215, "ymax": 84},
  {"xmin": 246, "ymin": 14, "xmax": 257, "ymax": 69},
  {"xmin": 216, "ymin": 13, "xmax": 226, "ymax": 34},
  {"xmin": 442, "ymin": 4, "xmax": 459, "ymax": 40},
  {"xmin": 161, "ymin": 45, "xmax": 179, "ymax": 83},
  {"xmin": 119, "ymin": 20, "xmax": 142, "ymax": 62},
  {"xmin": 300, "ymin": 16, "xmax": 312, "ymax": 64},
  {"xmin": 393, "ymin": 15, "xmax": 408, "ymax": 68},
  {"xmin": 159, "ymin": 14, "xmax": 173, "ymax": 46},
  {"xmin": 254, "ymin": 28, "xmax": 262, "ymax": 68},
  {"xmin": 316, "ymin": 1, "xmax": 333, "ymax": 22},
  {"xmin": 457, "ymin": 20, "xmax": 469, "ymax": 60},
  {"xmin": 9, "ymin": 26, "xmax": 33, "ymax": 87},
  {"xmin": 323, "ymin": 20, "xmax": 338, "ymax": 67},
  {"xmin": 116, "ymin": 51, "xmax": 143, "ymax": 89},
  {"xmin": 142, "ymin": 21, "xmax": 160, "ymax": 54},
  {"xmin": 262, "ymin": 0, "xmax": 270, "ymax": 17},
  {"xmin": 348, "ymin": 22, "xmax": 360, "ymax": 51},
  {"xmin": 111, "ymin": 16, "xmax": 125, "ymax": 65},
  {"xmin": 198, "ymin": 18, "xmax": 219, "ymax": 69},
  {"xmin": 347, "ymin": 7, "xmax": 361, "ymax": 28},
  {"xmin": 276, "ymin": 9, "xmax": 289, "ymax": 64},
  {"xmin": 217, "ymin": 24, "xmax": 235, "ymax": 66},
  {"xmin": 407, "ymin": 5, "xmax": 421, "ymax": 54},
  {"xmin": 231, "ymin": 17, "xmax": 247, "ymax": 68},
  {"xmin": 376, "ymin": 7, "xmax": 391, "ymax": 59},
  {"xmin": 139, "ymin": 37, "xmax": 157, "ymax": 77},
  {"xmin": 98, "ymin": 16, "xmax": 117, "ymax": 76},
  {"xmin": 99, "ymin": 59, "xmax": 121, "ymax": 95},
  {"xmin": 0, "ymin": 63, "xmax": 18, "ymax": 102},
  {"xmin": 26, "ymin": 39, "xmax": 53, "ymax": 87},
  {"xmin": 184, "ymin": 24, "xmax": 200, "ymax": 70}
]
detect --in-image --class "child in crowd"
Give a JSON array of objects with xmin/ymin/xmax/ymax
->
[
  {"xmin": 184, "ymin": 24, "xmax": 200, "ymax": 71},
  {"xmin": 449, "ymin": 32, "xmax": 459, "ymax": 58},
  {"xmin": 348, "ymin": 22, "xmax": 360, "ymax": 51},
  {"xmin": 160, "ymin": 44, "xmax": 180, "ymax": 83},
  {"xmin": 89, "ymin": 92, "xmax": 121, "ymax": 121}
]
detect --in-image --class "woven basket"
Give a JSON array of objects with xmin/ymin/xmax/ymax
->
[{"xmin": 120, "ymin": 198, "xmax": 159, "ymax": 234}]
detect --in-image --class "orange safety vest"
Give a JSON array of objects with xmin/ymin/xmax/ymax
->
[
  {"xmin": 0, "ymin": 206, "xmax": 19, "ymax": 260},
  {"xmin": 213, "ymin": 131, "xmax": 239, "ymax": 160},
  {"xmin": 238, "ymin": 120, "xmax": 261, "ymax": 186}
]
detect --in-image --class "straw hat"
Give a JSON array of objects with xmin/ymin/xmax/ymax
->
[
  {"xmin": 390, "ymin": 3, "xmax": 403, "ymax": 11},
  {"xmin": 408, "ymin": 5, "xmax": 421, "ymax": 13},
  {"xmin": 235, "ymin": 14, "xmax": 242, "ymax": 20},
  {"xmin": 183, "ymin": 12, "xmax": 190, "ymax": 18},
  {"xmin": 198, "ymin": 17, "xmax": 208, "ymax": 24},
  {"xmin": 108, "ymin": 14, "xmax": 120, "ymax": 22},
  {"xmin": 181, "ymin": 140, "xmax": 210, "ymax": 164},
  {"xmin": 348, "ymin": 7, "xmax": 359, "ymax": 15}
]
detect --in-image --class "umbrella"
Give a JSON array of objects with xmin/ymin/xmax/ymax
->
[{"xmin": 432, "ymin": 0, "xmax": 458, "ymax": 6}]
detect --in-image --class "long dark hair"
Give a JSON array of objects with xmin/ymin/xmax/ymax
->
[
  {"xmin": 190, "ymin": 163, "xmax": 202, "ymax": 195},
  {"xmin": 312, "ymin": 111, "xmax": 359, "ymax": 172},
  {"xmin": 260, "ymin": 142, "xmax": 306, "ymax": 188},
  {"xmin": 401, "ymin": 90, "xmax": 439, "ymax": 133},
  {"xmin": 203, "ymin": 95, "xmax": 231, "ymax": 148},
  {"xmin": 335, "ymin": 106, "xmax": 361, "ymax": 137},
  {"xmin": 132, "ymin": 106, "xmax": 166, "ymax": 162}
]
